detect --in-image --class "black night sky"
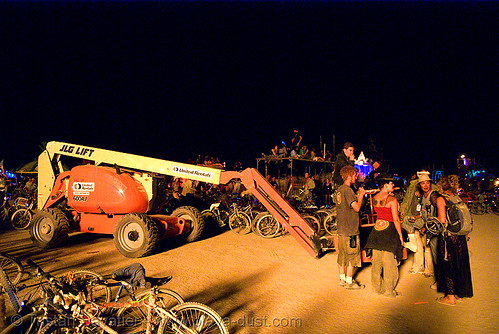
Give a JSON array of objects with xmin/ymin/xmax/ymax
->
[{"xmin": 1, "ymin": 1, "xmax": 497, "ymax": 176}]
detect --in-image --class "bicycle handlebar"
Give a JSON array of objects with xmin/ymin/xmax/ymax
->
[{"xmin": 26, "ymin": 259, "xmax": 79, "ymax": 296}]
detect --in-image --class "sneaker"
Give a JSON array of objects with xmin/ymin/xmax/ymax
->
[
  {"xmin": 339, "ymin": 279, "xmax": 347, "ymax": 287},
  {"xmin": 409, "ymin": 266, "xmax": 424, "ymax": 274},
  {"xmin": 346, "ymin": 280, "xmax": 365, "ymax": 290},
  {"xmin": 403, "ymin": 234, "xmax": 418, "ymax": 252},
  {"xmin": 403, "ymin": 241, "xmax": 417, "ymax": 252}
]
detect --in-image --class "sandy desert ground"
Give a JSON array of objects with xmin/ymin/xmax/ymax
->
[{"xmin": 1, "ymin": 213, "xmax": 498, "ymax": 334}]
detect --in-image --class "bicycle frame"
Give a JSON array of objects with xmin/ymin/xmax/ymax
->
[{"xmin": 77, "ymin": 288, "xmax": 197, "ymax": 334}]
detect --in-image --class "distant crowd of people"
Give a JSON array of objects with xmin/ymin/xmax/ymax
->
[{"xmin": 265, "ymin": 129, "xmax": 334, "ymax": 161}]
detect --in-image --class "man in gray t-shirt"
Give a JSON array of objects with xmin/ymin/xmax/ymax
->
[
  {"xmin": 336, "ymin": 183, "xmax": 360, "ymax": 236},
  {"xmin": 334, "ymin": 165, "xmax": 365, "ymax": 289}
]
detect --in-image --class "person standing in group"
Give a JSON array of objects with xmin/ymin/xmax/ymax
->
[
  {"xmin": 299, "ymin": 145, "xmax": 310, "ymax": 159},
  {"xmin": 290, "ymin": 128, "xmax": 302, "ymax": 152},
  {"xmin": 400, "ymin": 171, "xmax": 438, "ymax": 275},
  {"xmin": 270, "ymin": 144, "xmax": 279, "ymax": 156},
  {"xmin": 417, "ymin": 172, "xmax": 439, "ymax": 279},
  {"xmin": 434, "ymin": 175, "xmax": 473, "ymax": 306},
  {"xmin": 365, "ymin": 174, "xmax": 404, "ymax": 297},
  {"xmin": 324, "ymin": 178, "xmax": 334, "ymax": 207},
  {"xmin": 399, "ymin": 172, "xmax": 421, "ymax": 257},
  {"xmin": 302, "ymin": 172, "xmax": 315, "ymax": 206},
  {"xmin": 333, "ymin": 142, "xmax": 355, "ymax": 187},
  {"xmin": 335, "ymin": 165, "xmax": 365, "ymax": 289},
  {"xmin": 278, "ymin": 142, "xmax": 288, "ymax": 157}
]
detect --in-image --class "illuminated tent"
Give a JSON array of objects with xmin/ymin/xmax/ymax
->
[{"xmin": 354, "ymin": 151, "xmax": 374, "ymax": 180}]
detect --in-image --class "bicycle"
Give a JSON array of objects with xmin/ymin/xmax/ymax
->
[
  {"xmin": 0, "ymin": 258, "xmax": 110, "ymax": 334},
  {"xmin": 0, "ymin": 253, "xmax": 23, "ymax": 289},
  {"xmin": 97, "ymin": 263, "xmax": 185, "ymax": 333},
  {"xmin": 227, "ymin": 197, "xmax": 262, "ymax": 235},
  {"xmin": 10, "ymin": 206, "xmax": 33, "ymax": 230},
  {"xmin": 0, "ymin": 189, "xmax": 35, "ymax": 229},
  {"xmin": 39, "ymin": 264, "xmax": 228, "ymax": 334},
  {"xmin": 469, "ymin": 193, "xmax": 487, "ymax": 215},
  {"xmin": 200, "ymin": 203, "xmax": 230, "ymax": 230},
  {"xmin": 253, "ymin": 211, "xmax": 281, "ymax": 238},
  {"xmin": 469, "ymin": 191, "xmax": 499, "ymax": 216},
  {"xmin": 318, "ymin": 208, "xmax": 337, "ymax": 236}
]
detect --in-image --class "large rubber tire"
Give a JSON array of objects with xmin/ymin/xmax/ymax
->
[
  {"xmin": 2, "ymin": 309, "xmax": 44, "ymax": 334},
  {"xmin": 11, "ymin": 208, "xmax": 32, "ymax": 230},
  {"xmin": 113, "ymin": 213, "xmax": 159, "ymax": 258},
  {"xmin": 157, "ymin": 302, "xmax": 228, "ymax": 334},
  {"xmin": 30, "ymin": 208, "xmax": 70, "ymax": 249},
  {"xmin": 0, "ymin": 253, "xmax": 23, "ymax": 287},
  {"xmin": 171, "ymin": 206, "xmax": 205, "ymax": 243}
]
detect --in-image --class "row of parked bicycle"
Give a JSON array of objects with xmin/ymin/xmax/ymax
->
[
  {"xmin": 200, "ymin": 196, "xmax": 338, "ymax": 238},
  {"xmin": 0, "ymin": 186, "xmax": 37, "ymax": 231},
  {"xmin": 0, "ymin": 253, "xmax": 228, "ymax": 334},
  {"xmin": 458, "ymin": 189, "xmax": 499, "ymax": 216},
  {"xmin": 1, "ymin": 188, "xmax": 338, "ymax": 244}
]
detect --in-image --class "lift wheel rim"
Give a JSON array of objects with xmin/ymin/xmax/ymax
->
[{"xmin": 119, "ymin": 222, "xmax": 145, "ymax": 251}]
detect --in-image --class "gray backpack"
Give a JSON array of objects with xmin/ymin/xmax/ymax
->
[{"xmin": 443, "ymin": 194, "xmax": 473, "ymax": 235}]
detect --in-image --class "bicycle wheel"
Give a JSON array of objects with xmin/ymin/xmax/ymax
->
[
  {"xmin": 314, "ymin": 209, "xmax": 331, "ymax": 224},
  {"xmin": 2, "ymin": 309, "xmax": 44, "ymax": 334},
  {"xmin": 323, "ymin": 211, "xmax": 338, "ymax": 236},
  {"xmin": 0, "ymin": 253, "xmax": 23, "ymax": 287},
  {"xmin": 201, "ymin": 209, "xmax": 218, "ymax": 229},
  {"xmin": 39, "ymin": 317, "xmax": 101, "ymax": 334},
  {"xmin": 117, "ymin": 289, "xmax": 185, "ymax": 333},
  {"xmin": 250, "ymin": 211, "xmax": 266, "ymax": 233},
  {"xmin": 228, "ymin": 212, "xmax": 251, "ymax": 234},
  {"xmin": 255, "ymin": 213, "xmax": 281, "ymax": 238},
  {"xmin": 0, "ymin": 267, "xmax": 21, "ymax": 312},
  {"xmin": 158, "ymin": 302, "xmax": 228, "ymax": 334},
  {"xmin": 11, "ymin": 208, "xmax": 33, "ymax": 230},
  {"xmin": 303, "ymin": 215, "xmax": 320, "ymax": 233},
  {"xmin": 70, "ymin": 270, "xmax": 112, "ymax": 304},
  {"xmin": 217, "ymin": 210, "xmax": 230, "ymax": 229}
]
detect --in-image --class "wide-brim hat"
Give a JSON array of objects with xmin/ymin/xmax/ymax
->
[{"xmin": 417, "ymin": 173, "xmax": 431, "ymax": 183}]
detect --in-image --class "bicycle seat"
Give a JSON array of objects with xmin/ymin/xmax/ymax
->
[{"xmin": 145, "ymin": 276, "xmax": 172, "ymax": 287}]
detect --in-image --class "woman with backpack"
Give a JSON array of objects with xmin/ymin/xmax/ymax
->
[{"xmin": 434, "ymin": 175, "xmax": 473, "ymax": 306}]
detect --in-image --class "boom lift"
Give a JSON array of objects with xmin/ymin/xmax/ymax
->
[{"xmin": 32, "ymin": 141, "xmax": 322, "ymax": 258}]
